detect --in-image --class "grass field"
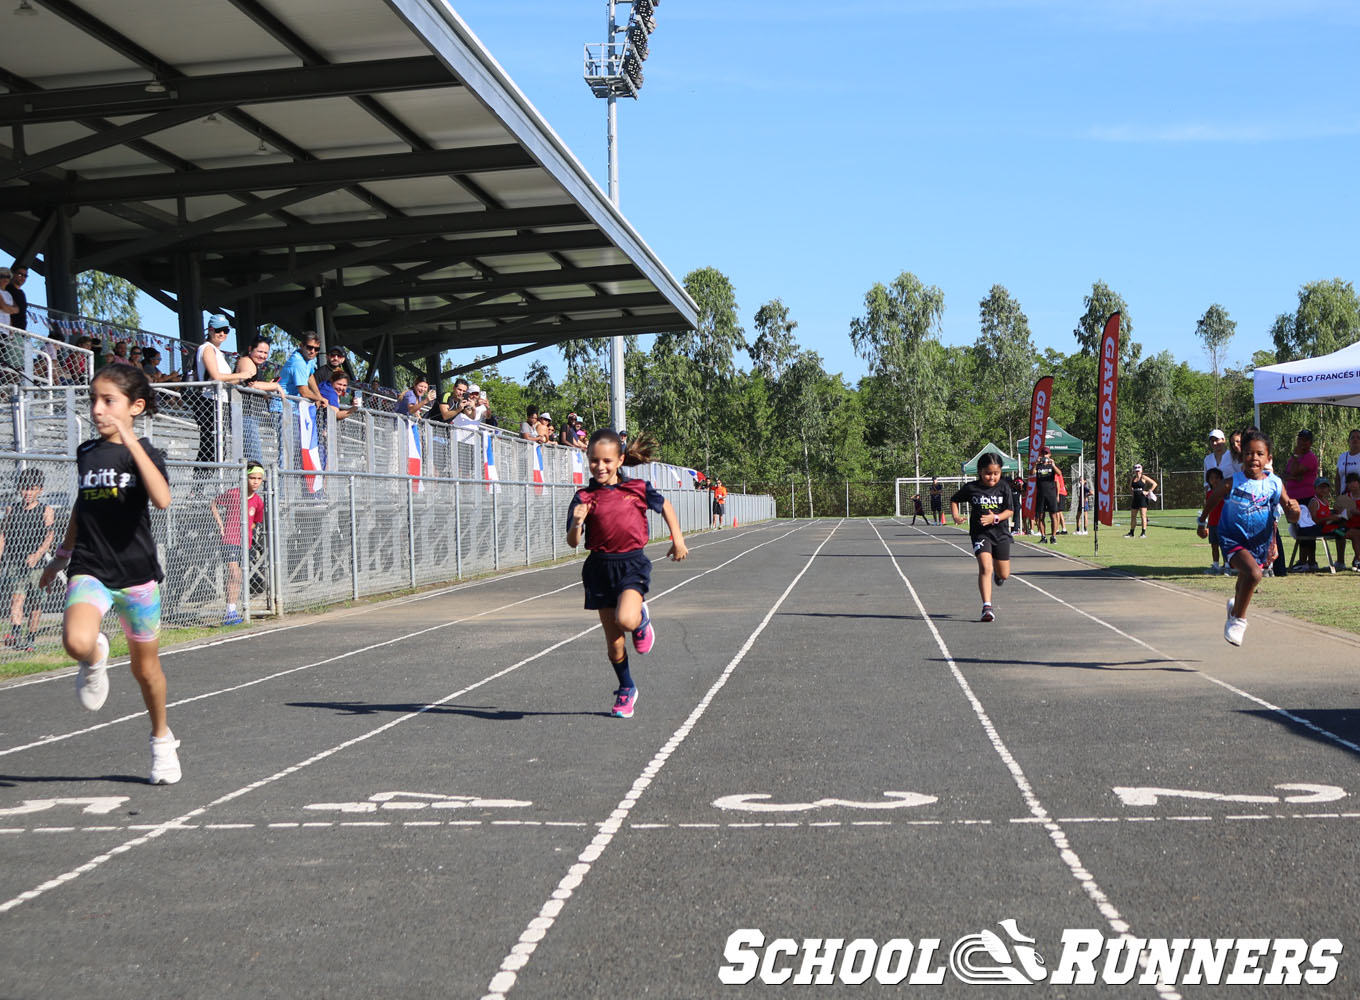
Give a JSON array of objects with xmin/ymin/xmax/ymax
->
[{"xmin": 1040, "ymin": 508, "xmax": 1359, "ymax": 636}]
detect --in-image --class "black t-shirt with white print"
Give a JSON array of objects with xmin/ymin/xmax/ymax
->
[
  {"xmin": 69, "ymin": 436, "xmax": 167, "ymax": 588},
  {"xmin": 950, "ymin": 480, "xmax": 1015, "ymax": 539}
]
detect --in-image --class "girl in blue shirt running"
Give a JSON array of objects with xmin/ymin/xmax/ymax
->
[{"xmin": 1198, "ymin": 429, "xmax": 1300, "ymax": 646}]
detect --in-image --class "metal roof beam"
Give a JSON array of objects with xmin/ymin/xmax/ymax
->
[
  {"xmin": 0, "ymin": 107, "xmax": 214, "ymax": 182},
  {"xmin": 0, "ymin": 57, "xmax": 454, "ymax": 126},
  {"xmin": 74, "ymin": 184, "xmax": 345, "ymax": 272},
  {"xmin": 182, "ymin": 205, "xmax": 588, "ymax": 253},
  {"xmin": 2, "ymin": 145, "xmax": 535, "ymax": 210},
  {"xmin": 338, "ymin": 291, "xmax": 667, "ymax": 331},
  {"xmin": 256, "ymin": 263, "xmax": 642, "ymax": 313},
  {"xmin": 179, "ymin": 230, "xmax": 615, "ymax": 283}
]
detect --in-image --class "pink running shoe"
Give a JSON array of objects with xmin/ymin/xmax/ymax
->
[
  {"xmin": 611, "ymin": 686, "xmax": 638, "ymax": 719},
  {"xmin": 632, "ymin": 603, "xmax": 655, "ymax": 655}
]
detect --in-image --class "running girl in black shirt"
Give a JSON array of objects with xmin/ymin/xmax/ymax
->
[
  {"xmin": 567, "ymin": 430, "xmax": 688, "ymax": 719},
  {"xmin": 40, "ymin": 365, "xmax": 180, "ymax": 784},
  {"xmin": 950, "ymin": 452, "xmax": 1016, "ymax": 622}
]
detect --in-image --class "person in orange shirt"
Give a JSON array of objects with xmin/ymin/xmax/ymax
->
[{"xmin": 711, "ymin": 480, "xmax": 728, "ymax": 528}]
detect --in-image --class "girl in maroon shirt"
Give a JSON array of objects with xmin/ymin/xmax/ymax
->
[{"xmin": 566, "ymin": 430, "xmax": 688, "ymax": 719}]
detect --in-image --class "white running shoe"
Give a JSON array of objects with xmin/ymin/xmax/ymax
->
[
  {"xmin": 1224, "ymin": 615, "xmax": 1247, "ymax": 646},
  {"xmin": 149, "ymin": 731, "xmax": 182, "ymax": 785},
  {"xmin": 1204, "ymin": 563, "xmax": 1220, "ymax": 575},
  {"xmin": 76, "ymin": 633, "xmax": 110, "ymax": 711}
]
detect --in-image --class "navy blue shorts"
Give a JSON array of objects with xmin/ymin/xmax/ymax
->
[{"xmin": 582, "ymin": 550, "xmax": 652, "ymax": 610}]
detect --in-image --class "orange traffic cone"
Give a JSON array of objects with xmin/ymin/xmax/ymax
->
[{"xmin": 732, "ymin": 517, "xmax": 738, "ymax": 528}]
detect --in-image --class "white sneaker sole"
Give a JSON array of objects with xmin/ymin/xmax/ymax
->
[
  {"xmin": 149, "ymin": 733, "xmax": 182, "ymax": 785},
  {"xmin": 75, "ymin": 633, "xmax": 110, "ymax": 712}
]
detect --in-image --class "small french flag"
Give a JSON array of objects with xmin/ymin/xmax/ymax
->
[
  {"xmin": 532, "ymin": 444, "xmax": 545, "ymax": 496},
  {"xmin": 482, "ymin": 429, "xmax": 500, "ymax": 493},
  {"xmin": 297, "ymin": 401, "xmax": 323, "ymax": 494},
  {"xmin": 571, "ymin": 450, "xmax": 585, "ymax": 486},
  {"xmin": 406, "ymin": 421, "xmax": 423, "ymax": 493}
]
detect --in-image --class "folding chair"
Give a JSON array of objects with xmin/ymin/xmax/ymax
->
[{"xmin": 1287, "ymin": 519, "xmax": 1336, "ymax": 573}]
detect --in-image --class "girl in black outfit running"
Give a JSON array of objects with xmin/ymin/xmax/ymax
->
[{"xmin": 951, "ymin": 453, "xmax": 1016, "ymax": 622}]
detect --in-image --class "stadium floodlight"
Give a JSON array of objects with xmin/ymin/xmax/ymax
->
[{"xmin": 581, "ymin": 0, "xmax": 664, "ymax": 433}]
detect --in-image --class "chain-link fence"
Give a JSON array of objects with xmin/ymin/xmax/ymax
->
[
  {"xmin": 742, "ymin": 481, "xmax": 901, "ymax": 519},
  {"xmin": 0, "ymin": 451, "xmax": 775, "ymax": 668},
  {"xmin": 0, "ymin": 322, "xmax": 95, "ymax": 388}
]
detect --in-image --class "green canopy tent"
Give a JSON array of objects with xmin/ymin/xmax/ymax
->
[
  {"xmin": 962, "ymin": 443, "xmax": 1021, "ymax": 477},
  {"xmin": 1015, "ymin": 419, "xmax": 1085, "ymax": 461}
]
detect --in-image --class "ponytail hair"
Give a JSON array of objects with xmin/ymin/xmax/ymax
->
[
  {"xmin": 91, "ymin": 364, "xmax": 158, "ymax": 416},
  {"xmin": 977, "ymin": 452, "xmax": 1003, "ymax": 473},
  {"xmin": 587, "ymin": 428, "xmax": 657, "ymax": 467}
]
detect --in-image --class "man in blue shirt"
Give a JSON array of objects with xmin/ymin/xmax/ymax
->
[{"xmin": 279, "ymin": 332, "xmax": 326, "ymax": 406}]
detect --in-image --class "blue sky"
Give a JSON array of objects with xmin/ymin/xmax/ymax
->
[{"xmin": 32, "ymin": 0, "xmax": 1360, "ymax": 386}]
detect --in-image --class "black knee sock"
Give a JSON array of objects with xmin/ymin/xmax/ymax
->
[{"xmin": 611, "ymin": 654, "xmax": 633, "ymax": 690}]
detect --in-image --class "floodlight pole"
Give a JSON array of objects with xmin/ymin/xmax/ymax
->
[{"xmin": 606, "ymin": 2, "xmax": 625, "ymax": 432}]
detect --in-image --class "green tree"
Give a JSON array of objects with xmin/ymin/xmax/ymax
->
[
  {"xmin": 1194, "ymin": 303, "xmax": 1236, "ymax": 426},
  {"xmin": 1268, "ymin": 278, "xmax": 1360, "ymax": 458},
  {"xmin": 1073, "ymin": 280, "xmax": 1133, "ymax": 357},
  {"xmin": 849, "ymin": 271, "xmax": 946, "ymax": 479},
  {"xmin": 77, "ymin": 270, "xmax": 140, "ymax": 327},
  {"xmin": 974, "ymin": 285, "xmax": 1037, "ymax": 452}
]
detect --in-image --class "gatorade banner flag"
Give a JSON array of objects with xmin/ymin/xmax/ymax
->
[
  {"xmin": 1023, "ymin": 375, "xmax": 1054, "ymax": 520},
  {"xmin": 482, "ymin": 429, "xmax": 500, "ymax": 494},
  {"xmin": 531, "ymin": 445, "xmax": 545, "ymax": 496},
  {"xmin": 406, "ymin": 420, "xmax": 423, "ymax": 493},
  {"xmin": 571, "ymin": 450, "xmax": 585, "ymax": 486},
  {"xmin": 1097, "ymin": 312, "xmax": 1121, "ymax": 527},
  {"xmin": 297, "ymin": 400, "xmax": 323, "ymax": 494}
]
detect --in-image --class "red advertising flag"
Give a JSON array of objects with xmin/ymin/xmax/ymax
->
[
  {"xmin": 1096, "ymin": 312, "xmax": 1122, "ymax": 527},
  {"xmin": 1023, "ymin": 375, "xmax": 1054, "ymax": 520}
]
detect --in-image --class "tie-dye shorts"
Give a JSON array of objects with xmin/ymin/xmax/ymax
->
[{"xmin": 65, "ymin": 575, "xmax": 162, "ymax": 643}]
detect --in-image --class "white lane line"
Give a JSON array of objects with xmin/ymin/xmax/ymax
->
[
  {"xmin": 0, "ymin": 520, "xmax": 808, "ymax": 757},
  {"xmin": 870, "ymin": 520, "xmax": 1181, "ymax": 1000},
  {"xmin": 889, "ymin": 519, "xmax": 1360, "ymax": 764},
  {"xmin": 479, "ymin": 520, "xmax": 845, "ymax": 1000},
  {"xmin": 3, "ymin": 810, "xmax": 1360, "ymax": 837},
  {"xmin": 0, "ymin": 519, "xmax": 792, "ymax": 693},
  {"xmin": 0, "ymin": 522, "xmax": 815, "ymax": 915}
]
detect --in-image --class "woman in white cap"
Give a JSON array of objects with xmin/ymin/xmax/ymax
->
[
  {"xmin": 1125, "ymin": 463, "xmax": 1159, "ymax": 538},
  {"xmin": 1203, "ymin": 428, "xmax": 1235, "ymax": 486}
]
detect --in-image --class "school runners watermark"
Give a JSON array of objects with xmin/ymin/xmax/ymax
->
[{"xmin": 719, "ymin": 921, "xmax": 1341, "ymax": 987}]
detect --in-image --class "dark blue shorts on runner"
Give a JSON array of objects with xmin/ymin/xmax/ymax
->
[{"xmin": 582, "ymin": 550, "xmax": 652, "ymax": 610}]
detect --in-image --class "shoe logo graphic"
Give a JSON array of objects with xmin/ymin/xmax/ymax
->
[{"xmin": 948, "ymin": 919, "xmax": 1047, "ymax": 985}]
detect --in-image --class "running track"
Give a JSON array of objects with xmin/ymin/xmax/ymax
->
[{"xmin": 1, "ymin": 519, "xmax": 1358, "ymax": 999}]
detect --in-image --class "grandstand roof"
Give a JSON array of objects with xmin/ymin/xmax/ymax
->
[{"xmin": 0, "ymin": 0, "xmax": 697, "ymax": 374}]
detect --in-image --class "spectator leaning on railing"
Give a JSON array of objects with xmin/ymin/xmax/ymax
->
[
  {"xmin": 193, "ymin": 314, "xmax": 252, "ymax": 467},
  {"xmin": 279, "ymin": 332, "xmax": 326, "ymax": 409},
  {"xmin": 397, "ymin": 377, "xmax": 436, "ymax": 418},
  {"xmin": 7, "ymin": 263, "xmax": 28, "ymax": 329},
  {"xmin": 520, "ymin": 405, "xmax": 542, "ymax": 441},
  {"xmin": 319, "ymin": 371, "xmax": 357, "ymax": 420}
]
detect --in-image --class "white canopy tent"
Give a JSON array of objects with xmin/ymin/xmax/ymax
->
[{"xmin": 1253, "ymin": 341, "xmax": 1360, "ymax": 425}]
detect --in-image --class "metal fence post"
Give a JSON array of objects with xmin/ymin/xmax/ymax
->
[
  {"xmin": 454, "ymin": 475, "xmax": 463, "ymax": 580},
  {"xmin": 846, "ymin": 479, "xmax": 850, "ymax": 518},
  {"xmin": 524, "ymin": 481, "xmax": 532, "ymax": 566},
  {"xmin": 349, "ymin": 474, "xmax": 359, "ymax": 601},
  {"xmin": 551, "ymin": 483, "xmax": 558, "ymax": 561},
  {"xmin": 240, "ymin": 462, "xmax": 251, "ymax": 623},
  {"xmin": 269, "ymin": 468, "xmax": 284, "ymax": 617},
  {"xmin": 407, "ymin": 480, "xmax": 417, "ymax": 589},
  {"xmin": 492, "ymin": 482, "xmax": 500, "ymax": 572}
]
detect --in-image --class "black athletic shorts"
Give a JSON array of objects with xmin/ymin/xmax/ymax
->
[
  {"xmin": 1036, "ymin": 486, "xmax": 1060, "ymax": 514},
  {"xmin": 581, "ymin": 550, "xmax": 652, "ymax": 610},
  {"xmin": 1130, "ymin": 493, "xmax": 1149, "ymax": 510},
  {"xmin": 971, "ymin": 533, "xmax": 1012, "ymax": 560}
]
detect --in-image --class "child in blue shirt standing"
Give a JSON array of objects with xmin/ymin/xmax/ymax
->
[{"xmin": 1199, "ymin": 429, "xmax": 1300, "ymax": 646}]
